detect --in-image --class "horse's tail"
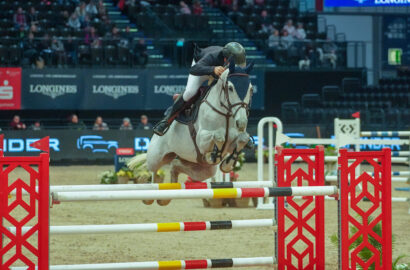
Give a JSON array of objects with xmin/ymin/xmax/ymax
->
[{"xmin": 127, "ymin": 153, "xmax": 147, "ymax": 170}]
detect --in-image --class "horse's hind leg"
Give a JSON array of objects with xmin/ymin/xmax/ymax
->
[
  {"xmin": 145, "ymin": 149, "xmax": 175, "ymax": 205},
  {"xmin": 157, "ymin": 159, "xmax": 182, "ymax": 206}
]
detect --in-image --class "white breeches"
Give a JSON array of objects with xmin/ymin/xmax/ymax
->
[{"xmin": 182, "ymin": 60, "xmax": 209, "ymax": 101}]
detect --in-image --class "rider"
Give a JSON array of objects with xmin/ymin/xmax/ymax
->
[{"xmin": 153, "ymin": 42, "xmax": 246, "ymax": 136}]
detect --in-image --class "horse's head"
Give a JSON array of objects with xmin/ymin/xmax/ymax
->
[{"xmin": 219, "ymin": 60, "xmax": 254, "ymax": 131}]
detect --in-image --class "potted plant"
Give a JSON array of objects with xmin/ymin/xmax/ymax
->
[
  {"xmin": 99, "ymin": 170, "xmax": 118, "ymax": 184},
  {"xmin": 116, "ymin": 167, "xmax": 134, "ymax": 184}
]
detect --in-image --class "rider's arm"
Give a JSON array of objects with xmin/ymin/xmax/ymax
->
[{"xmin": 189, "ymin": 53, "xmax": 217, "ymax": 76}]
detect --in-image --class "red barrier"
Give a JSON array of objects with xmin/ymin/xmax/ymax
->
[
  {"xmin": 338, "ymin": 149, "xmax": 392, "ymax": 270},
  {"xmin": 0, "ymin": 153, "xmax": 49, "ymax": 270},
  {"xmin": 275, "ymin": 146, "xmax": 325, "ymax": 270}
]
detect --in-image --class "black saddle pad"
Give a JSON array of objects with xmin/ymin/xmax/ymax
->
[{"xmin": 175, "ymin": 85, "xmax": 210, "ymax": 125}]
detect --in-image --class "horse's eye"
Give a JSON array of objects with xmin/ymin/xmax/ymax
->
[{"xmin": 229, "ymin": 86, "xmax": 234, "ymax": 91}]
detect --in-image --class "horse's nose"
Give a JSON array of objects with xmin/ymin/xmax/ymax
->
[{"xmin": 236, "ymin": 119, "xmax": 247, "ymax": 131}]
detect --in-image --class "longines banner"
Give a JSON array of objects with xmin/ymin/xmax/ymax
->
[{"xmin": 21, "ymin": 68, "xmax": 265, "ymax": 110}]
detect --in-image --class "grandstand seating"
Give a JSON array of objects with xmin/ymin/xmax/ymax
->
[{"xmin": 281, "ymin": 74, "xmax": 410, "ymax": 129}]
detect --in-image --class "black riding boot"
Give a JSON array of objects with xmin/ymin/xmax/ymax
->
[{"xmin": 153, "ymin": 96, "xmax": 187, "ymax": 136}]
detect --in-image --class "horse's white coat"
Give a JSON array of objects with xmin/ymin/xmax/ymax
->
[{"xmin": 130, "ymin": 67, "xmax": 253, "ymax": 205}]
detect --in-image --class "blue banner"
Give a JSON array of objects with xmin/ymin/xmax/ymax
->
[
  {"xmin": 144, "ymin": 69, "xmax": 188, "ymax": 110},
  {"xmin": 22, "ymin": 69, "xmax": 83, "ymax": 109},
  {"xmin": 82, "ymin": 69, "xmax": 145, "ymax": 110},
  {"xmin": 325, "ymin": 0, "xmax": 410, "ymax": 6},
  {"xmin": 21, "ymin": 68, "xmax": 265, "ymax": 110}
]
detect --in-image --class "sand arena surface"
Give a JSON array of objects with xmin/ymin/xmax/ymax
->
[{"xmin": 3, "ymin": 163, "xmax": 410, "ymax": 269}]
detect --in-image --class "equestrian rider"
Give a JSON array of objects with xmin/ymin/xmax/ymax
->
[{"xmin": 153, "ymin": 42, "xmax": 246, "ymax": 136}]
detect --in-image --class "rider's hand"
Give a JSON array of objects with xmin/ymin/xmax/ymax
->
[{"xmin": 213, "ymin": 66, "xmax": 225, "ymax": 76}]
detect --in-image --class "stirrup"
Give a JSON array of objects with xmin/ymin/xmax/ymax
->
[{"xmin": 153, "ymin": 120, "xmax": 170, "ymax": 136}]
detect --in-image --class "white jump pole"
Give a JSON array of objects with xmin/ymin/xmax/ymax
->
[
  {"xmin": 361, "ymin": 131, "xmax": 410, "ymax": 137},
  {"xmin": 10, "ymin": 181, "xmax": 275, "ymax": 195},
  {"xmin": 8, "ymin": 219, "xmax": 277, "ymax": 235},
  {"xmin": 324, "ymin": 175, "xmax": 408, "ymax": 183},
  {"xmin": 11, "ymin": 257, "xmax": 276, "ymax": 270},
  {"xmin": 52, "ymin": 186, "xmax": 338, "ymax": 202}
]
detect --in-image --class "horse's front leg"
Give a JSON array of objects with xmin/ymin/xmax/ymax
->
[
  {"xmin": 197, "ymin": 128, "xmax": 226, "ymax": 164},
  {"xmin": 220, "ymin": 132, "xmax": 250, "ymax": 173}
]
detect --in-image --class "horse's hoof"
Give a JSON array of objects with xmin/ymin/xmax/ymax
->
[
  {"xmin": 157, "ymin": 200, "xmax": 171, "ymax": 206},
  {"xmin": 220, "ymin": 163, "xmax": 233, "ymax": 173},
  {"xmin": 142, "ymin": 200, "xmax": 154, "ymax": 205}
]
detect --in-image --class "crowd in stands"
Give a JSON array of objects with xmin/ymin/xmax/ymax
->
[
  {"xmin": 223, "ymin": 0, "xmax": 341, "ymax": 68},
  {"xmin": 5, "ymin": 114, "xmax": 153, "ymax": 131},
  {"xmin": 2, "ymin": 0, "xmax": 149, "ymax": 68}
]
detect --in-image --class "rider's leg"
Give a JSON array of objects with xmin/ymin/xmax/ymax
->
[
  {"xmin": 182, "ymin": 73, "xmax": 208, "ymax": 101},
  {"xmin": 154, "ymin": 61, "xmax": 208, "ymax": 136}
]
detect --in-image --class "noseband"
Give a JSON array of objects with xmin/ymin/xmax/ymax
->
[{"xmin": 204, "ymin": 73, "xmax": 252, "ymax": 119}]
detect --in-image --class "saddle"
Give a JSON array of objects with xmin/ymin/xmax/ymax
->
[{"xmin": 175, "ymin": 86, "xmax": 210, "ymax": 125}]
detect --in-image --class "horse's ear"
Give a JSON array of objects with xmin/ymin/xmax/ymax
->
[
  {"xmin": 245, "ymin": 61, "xmax": 254, "ymax": 74},
  {"xmin": 220, "ymin": 68, "xmax": 229, "ymax": 84},
  {"xmin": 229, "ymin": 59, "xmax": 235, "ymax": 74}
]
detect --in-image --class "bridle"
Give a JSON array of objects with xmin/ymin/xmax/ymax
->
[
  {"xmin": 203, "ymin": 73, "xmax": 252, "ymax": 120},
  {"xmin": 196, "ymin": 72, "xmax": 252, "ymax": 162}
]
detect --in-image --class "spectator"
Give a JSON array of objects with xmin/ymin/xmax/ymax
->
[
  {"xmin": 192, "ymin": 1, "xmax": 203, "ymax": 15},
  {"xmin": 82, "ymin": 14, "xmax": 91, "ymax": 29},
  {"xmin": 180, "ymin": 1, "xmax": 191, "ymax": 14},
  {"xmin": 39, "ymin": 33, "xmax": 52, "ymax": 66},
  {"xmin": 98, "ymin": 0, "xmax": 107, "ymax": 16},
  {"xmin": 61, "ymin": 10, "xmax": 70, "ymax": 23},
  {"xmin": 85, "ymin": 26, "xmax": 99, "ymax": 45},
  {"xmin": 64, "ymin": 35, "xmax": 78, "ymax": 65},
  {"xmin": 91, "ymin": 37, "xmax": 102, "ymax": 49},
  {"xmin": 10, "ymin": 115, "xmax": 26, "ymax": 130},
  {"xmin": 134, "ymin": 39, "xmax": 148, "ymax": 67},
  {"xmin": 23, "ymin": 32, "xmax": 39, "ymax": 66},
  {"xmin": 294, "ymin": 23, "xmax": 306, "ymax": 40},
  {"xmin": 254, "ymin": 0, "xmax": 264, "ymax": 5},
  {"xmin": 68, "ymin": 114, "xmax": 87, "ymax": 130},
  {"xmin": 120, "ymin": 117, "xmax": 133, "ymax": 130},
  {"xmin": 260, "ymin": 10, "xmax": 271, "ymax": 24},
  {"xmin": 51, "ymin": 36, "xmax": 66, "ymax": 67},
  {"xmin": 67, "ymin": 13, "xmax": 81, "ymax": 30},
  {"xmin": 75, "ymin": 2, "xmax": 87, "ymax": 23},
  {"xmin": 29, "ymin": 24, "xmax": 39, "ymax": 37},
  {"xmin": 93, "ymin": 116, "xmax": 109, "ymax": 130},
  {"xmin": 282, "ymin": 19, "xmax": 295, "ymax": 36},
  {"xmin": 13, "ymin": 7, "xmax": 27, "ymax": 30},
  {"xmin": 27, "ymin": 7, "xmax": 39, "ymax": 26},
  {"xmin": 267, "ymin": 29, "xmax": 281, "ymax": 61},
  {"xmin": 321, "ymin": 39, "xmax": 338, "ymax": 69},
  {"xmin": 109, "ymin": 26, "xmax": 121, "ymax": 44},
  {"xmin": 119, "ymin": 26, "xmax": 133, "ymax": 49},
  {"xmin": 86, "ymin": 1, "xmax": 98, "ymax": 17},
  {"xmin": 30, "ymin": 121, "xmax": 42, "ymax": 131},
  {"xmin": 137, "ymin": 115, "xmax": 153, "ymax": 130},
  {"xmin": 281, "ymin": 30, "xmax": 293, "ymax": 49}
]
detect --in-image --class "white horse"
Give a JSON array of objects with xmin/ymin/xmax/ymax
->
[{"xmin": 129, "ymin": 61, "xmax": 254, "ymax": 205}]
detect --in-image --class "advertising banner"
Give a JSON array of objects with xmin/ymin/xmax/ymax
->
[
  {"xmin": 21, "ymin": 68, "xmax": 265, "ymax": 110},
  {"xmin": 82, "ymin": 69, "xmax": 145, "ymax": 110},
  {"xmin": 325, "ymin": 0, "xmax": 410, "ymax": 6},
  {"xmin": 0, "ymin": 67, "xmax": 21, "ymax": 110},
  {"xmin": 21, "ymin": 69, "xmax": 82, "ymax": 109},
  {"xmin": 1, "ymin": 130, "xmax": 153, "ymax": 163},
  {"xmin": 144, "ymin": 69, "xmax": 188, "ymax": 110}
]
